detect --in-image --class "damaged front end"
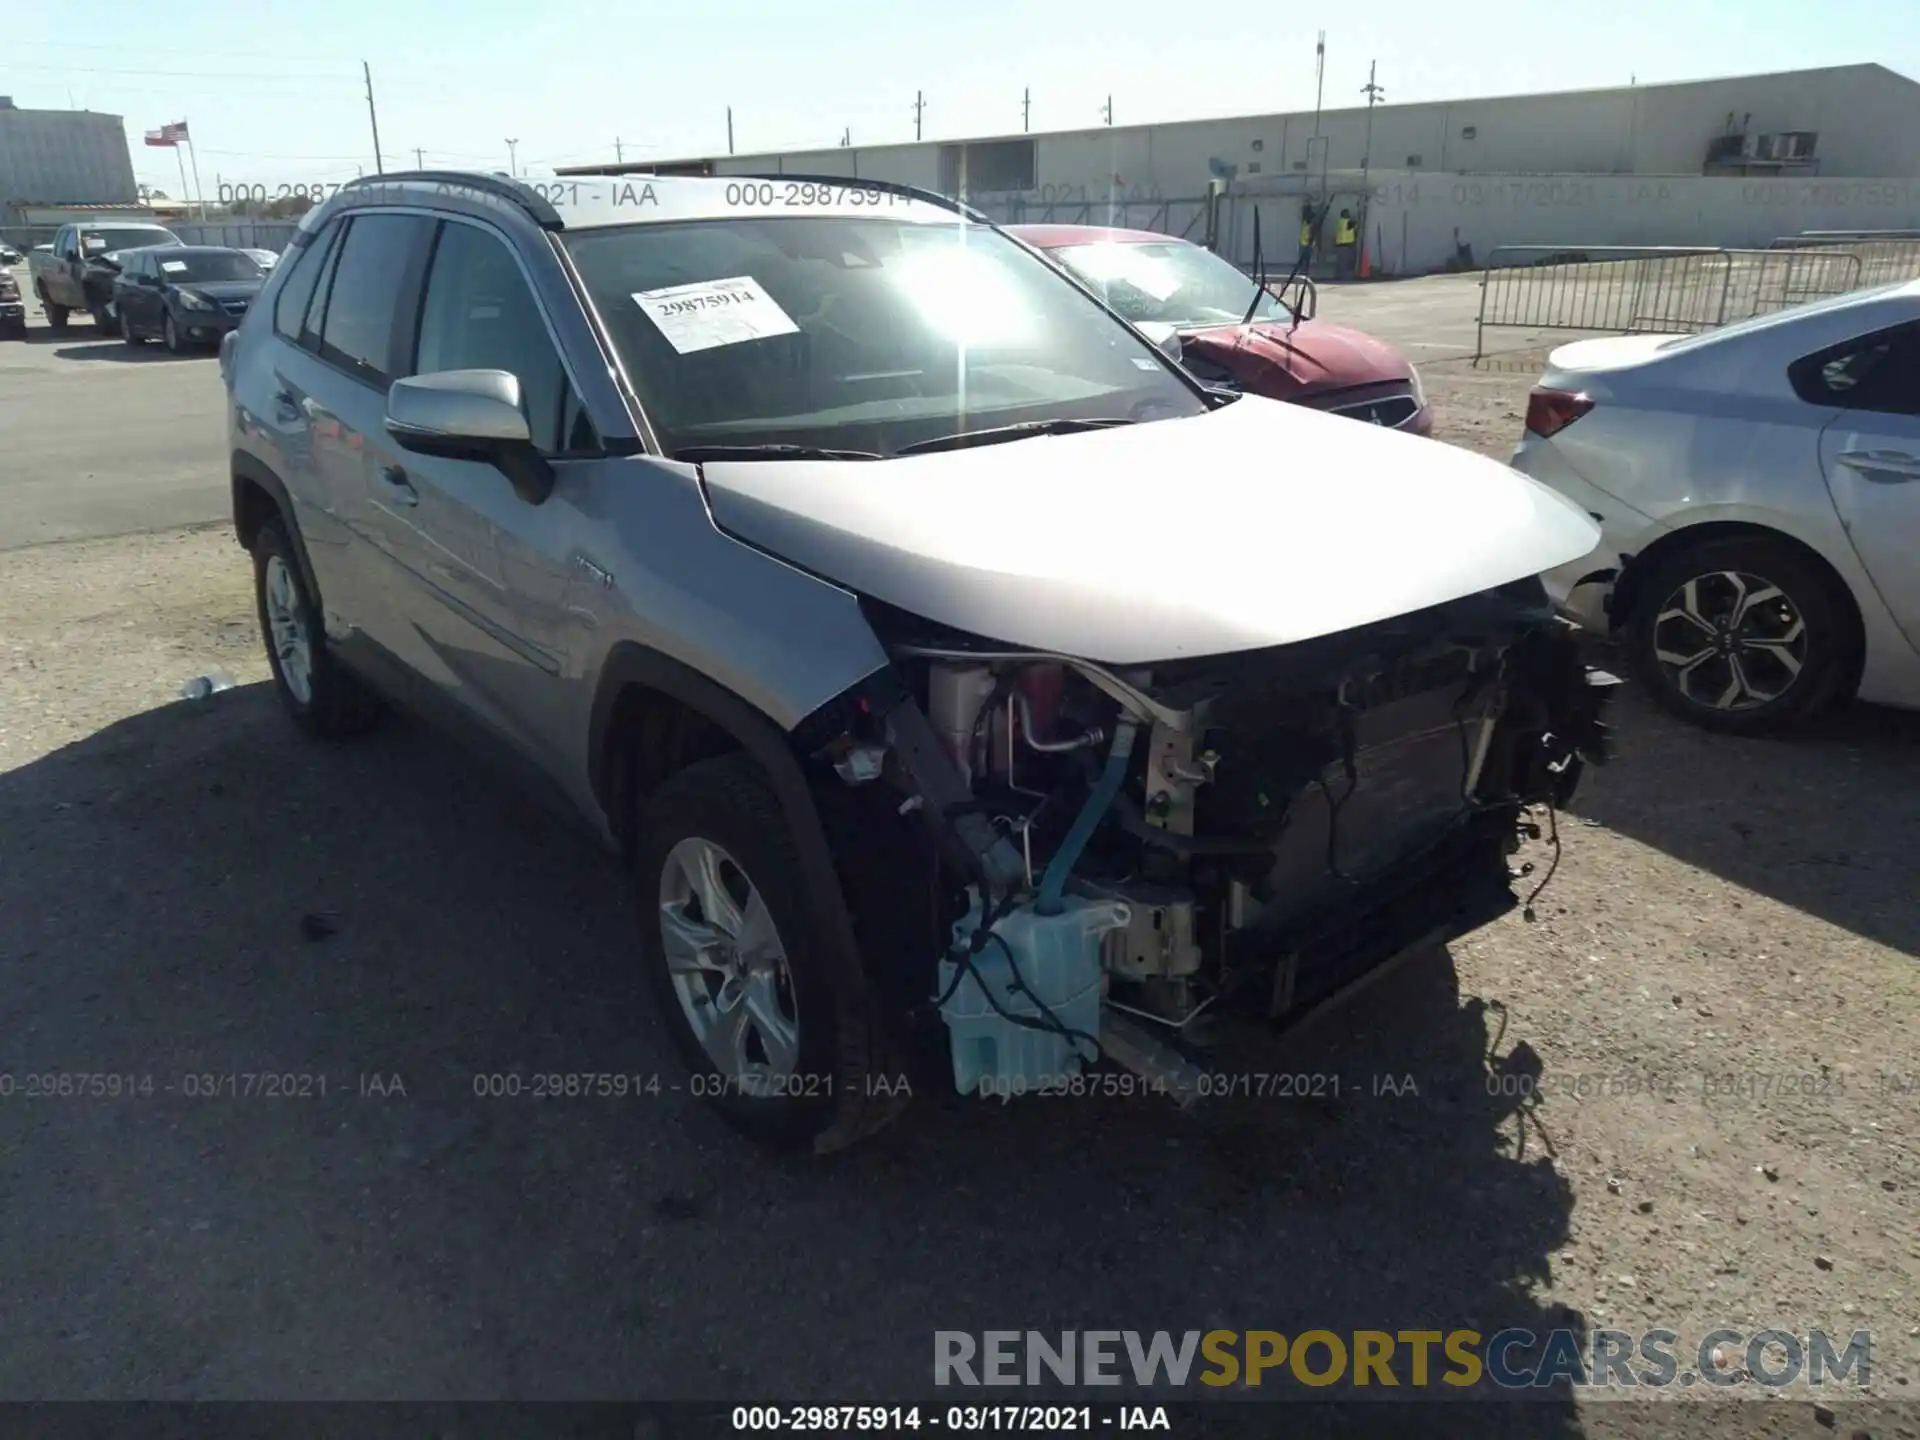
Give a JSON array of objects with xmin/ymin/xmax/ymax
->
[{"xmin": 803, "ymin": 575, "xmax": 1618, "ymax": 1110}]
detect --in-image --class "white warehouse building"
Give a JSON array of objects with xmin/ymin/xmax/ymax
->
[
  {"xmin": 565, "ymin": 64, "xmax": 1920, "ymax": 274},
  {"xmin": 0, "ymin": 98, "xmax": 137, "ymax": 222}
]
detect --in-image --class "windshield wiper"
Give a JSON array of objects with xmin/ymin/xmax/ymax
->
[
  {"xmin": 895, "ymin": 417, "xmax": 1137, "ymax": 456},
  {"xmin": 673, "ymin": 443, "xmax": 882, "ymax": 463}
]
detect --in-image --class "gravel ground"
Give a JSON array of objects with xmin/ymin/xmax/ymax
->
[{"xmin": 2, "ymin": 370, "xmax": 1917, "ymax": 1423}]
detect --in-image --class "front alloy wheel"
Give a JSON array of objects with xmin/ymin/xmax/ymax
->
[
  {"xmin": 1629, "ymin": 536, "xmax": 1851, "ymax": 734},
  {"xmin": 659, "ymin": 837, "xmax": 803, "ymax": 1080},
  {"xmin": 163, "ymin": 313, "xmax": 182, "ymax": 353},
  {"xmin": 635, "ymin": 753, "xmax": 846, "ymax": 1148}
]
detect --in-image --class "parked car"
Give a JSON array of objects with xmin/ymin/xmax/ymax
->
[
  {"xmin": 1009, "ymin": 225, "xmax": 1432, "ymax": 434},
  {"xmin": 0, "ymin": 269, "xmax": 25, "ymax": 338},
  {"xmin": 115, "ymin": 245, "xmax": 266, "ymax": 352},
  {"xmin": 28, "ymin": 220, "xmax": 182, "ymax": 333},
  {"xmin": 223, "ymin": 171, "xmax": 1613, "ymax": 1151},
  {"xmin": 0, "ymin": 242, "xmax": 22, "ymax": 266},
  {"xmin": 1513, "ymin": 279, "xmax": 1920, "ymax": 733}
]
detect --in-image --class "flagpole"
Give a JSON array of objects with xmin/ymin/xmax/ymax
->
[
  {"xmin": 174, "ymin": 141, "xmax": 191, "ymax": 219},
  {"xmin": 184, "ymin": 123, "xmax": 206, "ymax": 221}
]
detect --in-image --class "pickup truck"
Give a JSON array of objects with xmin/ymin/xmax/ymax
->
[{"xmin": 29, "ymin": 220, "xmax": 182, "ymax": 334}]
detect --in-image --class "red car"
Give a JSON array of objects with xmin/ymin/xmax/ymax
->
[{"xmin": 1008, "ymin": 225, "xmax": 1432, "ymax": 436}]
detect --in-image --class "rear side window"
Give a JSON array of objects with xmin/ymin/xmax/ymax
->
[
  {"xmin": 1790, "ymin": 322, "xmax": 1920, "ymax": 416},
  {"xmin": 274, "ymin": 221, "xmax": 338, "ymax": 341},
  {"xmin": 315, "ymin": 213, "xmax": 434, "ymax": 386}
]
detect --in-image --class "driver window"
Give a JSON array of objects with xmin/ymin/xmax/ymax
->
[{"xmin": 411, "ymin": 220, "xmax": 596, "ymax": 454}]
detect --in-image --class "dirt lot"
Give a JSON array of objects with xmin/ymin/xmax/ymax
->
[{"xmin": 1, "ymin": 356, "xmax": 1916, "ymax": 1425}]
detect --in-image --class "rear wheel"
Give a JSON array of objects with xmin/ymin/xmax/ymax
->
[
  {"xmin": 251, "ymin": 515, "xmax": 383, "ymax": 739},
  {"xmin": 42, "ymin": 294, "xmax": 69, "ymax": 332},
  {"xmin": 1626, "ymin": 535, "xmax": 1853, "ymax": 734}
]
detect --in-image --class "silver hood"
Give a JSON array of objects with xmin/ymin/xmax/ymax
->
[{"xmin": 698, "ymin": 393, "xmax": 1601, "ymax": 665}]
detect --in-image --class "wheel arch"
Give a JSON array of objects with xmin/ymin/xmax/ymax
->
[
  {"xmin": 588, "ymin": 641, "xmax": 905, "ymax": 1151},
  {"xmin": 231, "ymin": 454, "xmax": 325, "ymax": 609},
  {"xmin": 1613, "ymin": 519, "xmax": 1867, "ymax": 698}
]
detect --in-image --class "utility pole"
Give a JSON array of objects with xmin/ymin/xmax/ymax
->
[
  {"xmin": 1101, "ymin": 95, "xmax": 1113, "ymax": 126},
  {"xmin": 840, "ymin": 127, "xmax": 851, "ymax": 147},
  {"xmin": 726, "ymin": 106, "xmax": 734, "ymax": 154},
  {"xmin": 615, "ymin": 137, "xmax": 624, "ymax": 164},
  {"xmin": 1310, "ymin": 32, "xmax": 1326, "ymax": 209},
  {"xmin": 913, "ymin": 90, "xmax": 924, "ymax": 142},
  {"xmin": 1022, "ymin": 87, "xmax": 1030, "ymax": 133},
  {"xmin": 1359, "ymin": 60, "xmax": 1385, "ymax": 278},
  {"xmin": 363, "ymin": 61, "xmax": 384, "ymax": 174},
  {"xmin": 413, "ymin": 146, "xmax": 424, "ymax": 169},
  {"xmin": 504, "ymin": 138, "xmax": 519, "ymax": 176}
]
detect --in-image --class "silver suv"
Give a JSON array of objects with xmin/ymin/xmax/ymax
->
[{"xmin": 223, "ymin": 171, "xmax": 1616, "ymax": 1152}]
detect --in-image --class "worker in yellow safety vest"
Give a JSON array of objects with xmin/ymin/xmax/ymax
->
[
  {"xmin": 1297, "ymin": 204, "xmax": 1316, "ymax": 269},
  {"xmin": 1334, "ymin": 208, "xmax": 1358, "ymax": 279}
]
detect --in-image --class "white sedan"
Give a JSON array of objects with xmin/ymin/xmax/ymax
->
[{"xmin": 1517, "ymin": 279, "xmax": 1920, "ymax": 733}]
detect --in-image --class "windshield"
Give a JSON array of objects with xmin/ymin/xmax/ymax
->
[
  {"xmin": 1047, "ymin": 240, "xmax": 1290, "ymax": 328},
  {"xmin": 565, "ymin": 217, "xmax": 1206, "ymax": 457},
  {"xmin": 156, "ymin": 251, "xmax": 264, "ymax": 283},
  {"xmin": 81, "ymin": 228, "xmax": 177, "ymax": 254}
]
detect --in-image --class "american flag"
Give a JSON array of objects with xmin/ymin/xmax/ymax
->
[{"xmin": 144, "ymin": 121, "xmax": 190, "ymax": 147}]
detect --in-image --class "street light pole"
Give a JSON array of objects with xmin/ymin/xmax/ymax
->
[{"xmin": 504, "ymin": 138, "xmax": 519, "ymax": 176}]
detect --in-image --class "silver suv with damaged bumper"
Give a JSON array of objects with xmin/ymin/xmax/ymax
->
[{"xmin": 221, "ymin": 171, "xmax": 1616, "ymax": 1152}]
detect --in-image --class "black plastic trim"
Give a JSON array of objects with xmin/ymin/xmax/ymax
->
[
  {"xmin": 338, "ymin": 170, "xmax": 564, "ymax": 229},
  {"xmin": 586, "ymin": 641, "xmax": 903, "ymax": 1151},
  {"xmin": 229, "ymin": 452, "xmax": 323, "ymax": 606}
]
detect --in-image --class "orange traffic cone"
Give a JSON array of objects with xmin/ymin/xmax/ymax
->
[{"xmin": 1359, "ymin": 246, "xmax": 1372, "ymax": 279}]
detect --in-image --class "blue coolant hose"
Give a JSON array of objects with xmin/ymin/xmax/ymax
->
[{"xmin": 1034, "ymin": 720, "xmax": 1139, "ymax": 915}]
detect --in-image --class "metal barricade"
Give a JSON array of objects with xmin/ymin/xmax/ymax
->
[
  {"xmin": 1475, "ymin": 245, "xmax": 1864, "ymax": 359},
  {"xmin": 1769, "ymin": 232, "xmax": 1920, "ymax": 290}
]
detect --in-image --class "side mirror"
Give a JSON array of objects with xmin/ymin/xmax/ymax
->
[
  {"xmin": 1136, "ymin": 320, "xmax": 1185, "ymax": 365},
  {"xmin": 384, "ymin": 369, "xmax": 554, "ymax": 505}
]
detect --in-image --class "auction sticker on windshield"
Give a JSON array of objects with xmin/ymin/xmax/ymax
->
[
  {"xmin": 633, "ymin": 276, "xmax": 799, "ymax": 354},
  {"xmin": 161, "ymin": 260, "xmax": 188, "ymax": 273}
]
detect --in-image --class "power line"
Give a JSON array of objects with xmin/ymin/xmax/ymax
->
[{"xmin": 0, "ymin": 60, "xmax": 355, "ymax": 82}]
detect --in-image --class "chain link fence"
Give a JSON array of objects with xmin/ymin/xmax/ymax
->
[{"xmin": 1474, "ymin": 245, "xmax": 1867, "ymax": 359}]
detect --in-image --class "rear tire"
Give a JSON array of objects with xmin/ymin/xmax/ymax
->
[
  {"xmin": 43, "ymin": 297, "xmax": 69, "ymax": 333},
  {"xmin": 251, "ymin": 514, "xmax": 383, "ymax": 740},
  {"xmin": 634, "ymin": 754, "xmax": 846, "ymax": 1151},
  {"xmin": 1626, "ymin": 534, "xmax": 1852, "ymax": 735}
]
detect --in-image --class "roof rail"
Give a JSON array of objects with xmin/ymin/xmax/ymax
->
[
  {"xmin": 725, "ymin": 172, "xmax": 991, "ymax": 224},
  {"xmin": 339, "ymin": 169, "xmax": 562, "ymax": 228}
]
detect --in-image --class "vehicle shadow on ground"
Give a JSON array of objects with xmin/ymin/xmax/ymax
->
[
  {"xmin": 50, "ymin": 341, "xmax": 199, "ymax": 365},
  {"xmin": 0, "ymin": 683, "xmax": 1586, "ymax": 1429},
  {"xmin": 1563, "ymin": 671, "xmax": 1920, "ymax": 956}
]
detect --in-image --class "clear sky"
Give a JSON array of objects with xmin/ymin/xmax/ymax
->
[{"xmin": 5, "ymin": 0, "xmax": 1913, "ymax": 199}]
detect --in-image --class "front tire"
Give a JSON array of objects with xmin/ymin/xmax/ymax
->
[
  {"xmin": 635, "ymin": 754, "xmax": 844, "ymax": 1150},
  {"xmin": 1626, "ymin": 535, "xmax": 1852, "ymax": 734},
  {"xmin": 163, "ymin": 312, "xmax": 183, "ymax": 354},
  {"xmin": 251, "ymin": 515, "xmax": 383, "ymax": 739}
]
